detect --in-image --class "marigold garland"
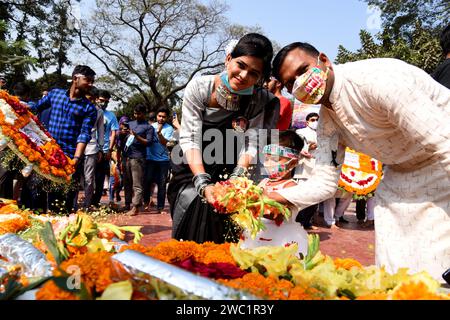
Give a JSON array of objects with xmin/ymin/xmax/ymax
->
[
  {"xmin": 0, "ymin": 200, "xmax": 30, "ymax": 234},
  {"xmin": 0, "ymin": 90, "xmax": 75, "ymax": 183},
  {"xmin": 218, "ymin": 273, "xmax": 323, "ymax": 300},
  {"xmin": 391, "ymin": 281, "xmax": 450, "ymax": 300},
  {"xmin": 121, "ymin": 240, "xmax": 236, "ymax": 265},
  {"xmin": 35, "ymin": 281, "xmax": 79, "ymax": 300},
  {"xmin": 36, "ymin": 251, "xmax": 130, "ymax": 300}
]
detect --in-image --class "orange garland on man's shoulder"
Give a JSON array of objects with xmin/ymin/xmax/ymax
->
[
  {"xmin": 338, "ymin": 147, "xmax": 383, "ymax": 196},
  {"xmin": 0, "ymin": 90, "xmax": 75, "ymax": 182}
]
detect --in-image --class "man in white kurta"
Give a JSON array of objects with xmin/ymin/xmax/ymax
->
[{"xmin": 271, "ymin": 44, "xmax": 450, "ymax": 282}]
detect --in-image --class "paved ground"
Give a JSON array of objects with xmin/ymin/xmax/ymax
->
[{"xmin": 101, "ymin": 195, "xmax": 375, "ymax": 266}]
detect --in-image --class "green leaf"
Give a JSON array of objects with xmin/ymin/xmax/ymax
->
[
  {"xmin": 39, "ymin": 221, "xmax": 68, "ymax": 265},
  {"xmin": 303, "ymin": 234, "xmax": 321, "ymax": 270},
  {"xmin": 96, "ymin": 280, "xmax": 133, "ymax": 300},
  {"xmin": 0, "ymin": 277, "xmax": 22, "ymax": 300},
  {"xmin": 338, "ymin": 288, "xmax": 356, "ymax": 300},
  {"xmin": 14, "ymin": 276, "xmax": 52, "ymax": 298},
  {"xmin": 51, "ymin": 274, "xmax": 92, "ymax": 300}
]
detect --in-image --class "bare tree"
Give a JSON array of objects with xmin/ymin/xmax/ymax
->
[{"xmin": 74, "ymin": 0, "xmax": 249, "ymax": 110}]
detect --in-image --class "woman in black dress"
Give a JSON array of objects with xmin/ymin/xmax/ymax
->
[{"xmin": 167, "ymin": 33, "xmax": 279, "ymax": 243}]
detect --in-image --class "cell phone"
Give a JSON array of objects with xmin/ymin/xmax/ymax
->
[{"xmin": 173, "ymin": 112, "xmax": 177, "ymax": 117}]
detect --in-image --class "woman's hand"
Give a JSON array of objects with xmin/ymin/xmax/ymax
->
[{"xmin": 203, "ymin": 185, "xmax": 216, "ymax": 206}]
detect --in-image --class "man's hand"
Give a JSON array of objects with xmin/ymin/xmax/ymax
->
[
  {"xmin": 300, "ymin": 150, "xmax": 313, "ymax": 159},
  {"xmin": 97, "ymin": 151, "xmax": 103, "ymax": 163},
  {"xmin": 262, "ymin": 188, "xmax": 289, "ymax": 205},
  {"xmin": 172, "ymin": 116, "xmax": 180, "ymax": 130},
  {"xmin": 73, "ymin": 156, "xmax": 81, "ymax": 168},
  {"xmin": 309, "ymin": 142, "xmax": 318, "ymax": 151},
  {"xmin": 157, "ymin": 123, "xmax": 163, "ymax": 133}
]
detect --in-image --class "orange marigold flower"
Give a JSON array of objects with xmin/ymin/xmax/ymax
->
[
  {"xmin": 0, "ymin": 214, "xmax": 30, "ymax": 235},
  {"xmin": 36, "ymin": 281, "xmax": 79, "ymax": 300},
  {"xmin": 219, "ymin": 273, "xmax": 293, "ymax": 300},
  {"xmin": 356, "ymin": 293, "xmax": 389, "ymax": 300},
  {"xmin": 391, "ymin": 281, "xmax": 450, "ymax": 300},
  {"xmin": 36, "ymin": 251, "xmax": 127, "ymax": 299},
  {"xmin": 334, "ymin": 258, "xmax": 363, "ymax": 270},
  {"xmin": 121, "ymin": 240, "xmax": 237, "ymax": 266}
]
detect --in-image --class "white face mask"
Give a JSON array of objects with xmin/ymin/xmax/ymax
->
[
  {"xmin": 124, "ymin": 135, "xmax": 135, "ymax": 151},
  {"xmin": 308, "ymin": 121, "xmax": 318, "ymax": 130}
]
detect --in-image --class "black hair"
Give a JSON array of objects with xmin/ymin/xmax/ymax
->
[
  {"xmin": 278, "ymin": 130, "xmax": 304, "ymax": 152},
  {"xmin": 12, "ymin": 82, "xmax": 31, "ymax": 98},
  {"xmin": 231, "ymin": 33, "xmax": 274, "ymax": 81},
  {"xmin": 99, "ymin": 89, "xmax": 111, "ymax": 99},
  {"xmin": 72, "ymin": 65, "xmax": 96, "ymax": 78},
  {"xmin": 440, "ymin": 23, "xmax": 450, "ymax": 56},
  {"xmin": 272, "ymin": 42, "xmax": 320, "ymax": 81},
  {"xmin": 306, "ymin": 112, "xmax": 319, "ymax": 121},
  {"xmin": 88, "ymin": 86, "xmax": 99, "ymax": 98},
  {"xmin": 134, "ymin": 104, "xmax": 146, "ymax": 113},
  {"xmin": 156, "ymin": 107, "xmax": 170, "ymax": 116},
  {"xmin": 148, "ymin": 111, "xmax": 156, "ymax": 121}
]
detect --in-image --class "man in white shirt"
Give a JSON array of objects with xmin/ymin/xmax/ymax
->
[
  {"xmin": 268, "ymin": 41, "xmax": 450, "ymax": 282},
  {"xmin": 295, "ymin": 112, "xmax": 349, "ymax": 228},
  {"xmin": 81, "ymin": 88, "xmax": 104, "ymax": 209},
  {"xmin": 294, "ymin": 112, "xmax": 319, "ymax": 229}
]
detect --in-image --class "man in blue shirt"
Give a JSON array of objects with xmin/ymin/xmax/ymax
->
[
  {"xmin": 32, "ymin": 65, "xmax": 98, "ymax": 213},
  {"xmin": 91, "ymin": 89, "xmax": 120, "ymax": 207},
  {"xmin": 144, "ymin": 107, "xmax": 173, "ymax": 214},
  {"xmin": 122, "ymin": 104, "xmax": 154, "ymax": 216}
]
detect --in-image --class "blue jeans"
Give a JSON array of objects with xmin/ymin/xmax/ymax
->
[{"xmin": 144, "ymin": 160, "xmax": 170, "ymax": 210}]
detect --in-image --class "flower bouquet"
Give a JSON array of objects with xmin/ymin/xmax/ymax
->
[
  {"xmin": 29, "ymin": 212, "xmax": 143, "ymax": 265},
  {"xmin": 211, "ymin": 177, "xmax": 291, "ymax": 239},
  {"xmin": 0, "ymin": 90, "xmax": 75, "ymax": 183}
]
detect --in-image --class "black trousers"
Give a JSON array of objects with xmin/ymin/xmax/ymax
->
[
  {"xmin": 0, "ymin": 164, "xmax": 13, "ymax": 199},
  {"xmin": 296, "ymin": 204, "xmax": 318, "ymax": 227},
  {"xmin": 356, "ymin": 199, "xmax": 367, "ymax": 221}
]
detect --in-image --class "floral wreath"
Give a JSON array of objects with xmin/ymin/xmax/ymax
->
[
  {"xmin": 338, "ymin": 147, "xmax": 383, "ymax": 198},
  {"xmin": 0, "ymin": 90, "xmax": 75, "ymax": 183}
]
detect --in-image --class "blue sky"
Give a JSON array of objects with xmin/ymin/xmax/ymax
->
[{"xmin": 225, "ymin": 0, "xmax": 381, "ymax": 61}]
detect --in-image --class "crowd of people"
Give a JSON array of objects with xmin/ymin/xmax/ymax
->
[
  {"xmin": 0, "ymin": 65, "xmax": 180, "ymax": 217},
  {"xmin": 0, "ymin": 23, "xmax": 449, "ymax": 282}
]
